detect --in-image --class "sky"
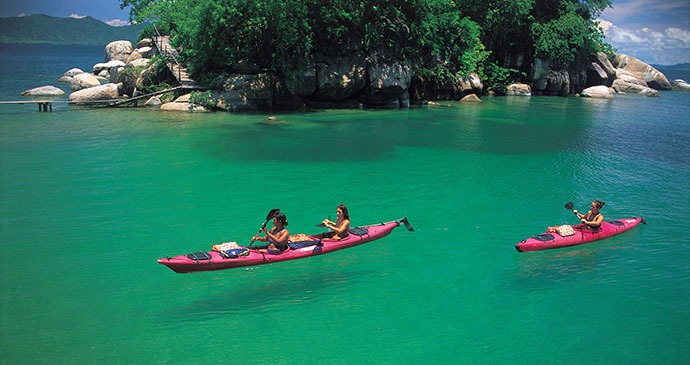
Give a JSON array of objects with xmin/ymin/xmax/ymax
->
[{"xmin": 0, "ymin": 0, "xmax": 689, "ymax": 65}]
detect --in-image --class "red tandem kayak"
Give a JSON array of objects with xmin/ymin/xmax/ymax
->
[
  {"xmin": 515, "ymin": 217, "xmax": 646, "ymax": 252},
  {"xmin": 158, "ymin": 218, "xmax": 413, "ymax": 273}
]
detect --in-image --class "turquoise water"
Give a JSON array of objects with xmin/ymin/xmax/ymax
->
[{"xmin": 1, "ymin": 45, "xmax": 689, "ymax": 363}]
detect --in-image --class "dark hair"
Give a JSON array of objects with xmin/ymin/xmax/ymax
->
[
  {"xmin": 338, "ymin": 204, "xmax": 350, "ymax": 220},
  {"xmin": 274, "ymin": 213, "xmax": 288, "ymax": 226},
  {"xmin": 593, "ymin": 200, "xmax": 605, "ymax": 209}
]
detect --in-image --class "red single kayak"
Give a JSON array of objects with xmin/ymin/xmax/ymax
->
[
  {"xmin": 515, "ymin": 217, "xmax": 646, "ymax": 252},
  {"xmin": 158, "ymin": 218, "xmax": 413, "ymax": 273}
]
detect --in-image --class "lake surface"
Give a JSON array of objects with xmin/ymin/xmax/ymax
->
[{"xmin": 1, "ymin": 44, "xmax": 689, "ymax": 363}]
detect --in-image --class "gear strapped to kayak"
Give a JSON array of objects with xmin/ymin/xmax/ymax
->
[
  {"xmin": 516, "ymin": 217, "xmax": 646, "ymax": 252},
  {"xmin": 158, "ymin": 218, "xmax": 414, "ymax": 273}
]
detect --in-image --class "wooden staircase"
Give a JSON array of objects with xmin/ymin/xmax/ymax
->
[{"xmin": 152, "ymin": 35, "xmax": 202, "ymax": 90}]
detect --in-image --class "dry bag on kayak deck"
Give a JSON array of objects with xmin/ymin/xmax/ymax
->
[
  {"xmin": 220, "ymin": 247, "xmax": 250, "ymax": 259},
  {"xmin": 289, "ymin": 240, "xmax": 321, "ymax": 249}
]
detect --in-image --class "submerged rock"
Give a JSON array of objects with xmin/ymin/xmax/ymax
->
[{"xmin": 21, "ymin": 85, "xmax": 65, "ymax": 96}]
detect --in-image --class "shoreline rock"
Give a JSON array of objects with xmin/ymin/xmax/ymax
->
[
  {"xmin": 581, "ymin": 85, "xmax": 614, "ymax": 98},
  {"xmin": 672, "ymin": 79, "xmax": 690, "ymax": 91},
  {"xmin": 21, "ymin": 85, "xmax": 65, "ymax": 97},
  {"xmin": 68, "ymin": 83, "xmax": 119, "ymax": 102},
  {"xmin": 70, "ymin": 73, "xmax": 101, "ymax": 91}
]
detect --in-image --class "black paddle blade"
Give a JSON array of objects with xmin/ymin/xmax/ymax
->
[
  {"xmin": 266, "ymin": 208, "xmax": 280, "ymax": 220},
  {"xmin": 564, "ymin": 201, "xmax": 574, "ymax": 210},
  {"xmin": 399, "ymin": 217, "xmax": 415, "ymax": 231}
]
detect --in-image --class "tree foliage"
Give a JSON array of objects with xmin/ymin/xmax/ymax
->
[{"xmin": 120, "ymin": 0, "xmax": 612, "ymax": 89}]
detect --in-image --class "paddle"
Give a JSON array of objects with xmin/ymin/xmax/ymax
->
[
  {"xmin": 316, "ymin": 215, "xmax": 331, "ymax": 228},
  {"xmin": 249, "ymin": 208, "xmax": 280, "ymax": 246},
  {"xmin": 565, "ymin": 201, "xmax": 581, "ymax": 216}
]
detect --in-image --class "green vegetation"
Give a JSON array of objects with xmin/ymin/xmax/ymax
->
[
  {"xmin": 0, "ymin": 14, "xmax": 145, "ymax": 46},
  {"xmin": 121, "ymin": 0, "xmax": 612, "ymax": 91}
]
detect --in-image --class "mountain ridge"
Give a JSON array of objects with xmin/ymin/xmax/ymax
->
[{"xmin": 0, "ymin": 14, "xmax": 145, "ymax": 46}]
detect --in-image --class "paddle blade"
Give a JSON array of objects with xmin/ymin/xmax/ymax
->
[
  {"xmin": 266, "ymin": 208, "xmax": 280, "ymax": 220},
  {"xmin": 564, "ymin": 201, "xmax": 574, "ymax": 210},
  {"xmin": 399, "ymin": 217, "xmax": 415, "ymax": 231}
]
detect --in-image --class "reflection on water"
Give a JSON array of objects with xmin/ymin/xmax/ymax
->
[{"xmin": 163, "ymin": 267, "xmax": 374, "ymax": 322}]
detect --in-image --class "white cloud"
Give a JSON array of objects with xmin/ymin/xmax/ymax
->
[
  {"xmin": 598, "ymin": 18, "xmax": 690, "ymax": 65},
  {"xmin": 665, "ymin": 28, "xmax": 690, "ymax": 47},
  {"xmin": 104, "ymin": 19, "xmax": 130, "ymax": 27},
  {"xmin": 69, "ymin": 14, "xmax": 86, "ymax": 19}
]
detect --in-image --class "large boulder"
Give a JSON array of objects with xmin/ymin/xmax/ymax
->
[
  {"xmin": 21, "ymin": 85, "xmax": 65, "ymax": 96},
  {"xmin": 467, "ymin": 72, "xmax": 483, "ymax": 93},
  {"xmin": 127, "ymin": 50, "xmax": 142, "ymax": 63},
  {"xmin": 70, "ymin": 73, "xmax": 101, "ymax": 91},
  {"xmin": 530, "ymin": 58, "xmax": 550, "ymax": 91},
  {"xmin": 137, "ymin": 38, "xmax": 153, "ymax": 48},
  {"xmin": 93, "ymin": 60, "xmax": 126, "ymax": 74},
  {"xmin": 145, "ymin": 97, "xmax": 162, "ymax": 106},
  {"xmin": 612, "ymin": 79, "xmax": 659, "ymax": 96},
  {"xmin": 460, "ymin": 94, "xmax": 482, "ymax": 102},
  {"xmin": 506, "ymin": 83, "xmax": 532, "ymax": 96},
  {"xmin": 105, "ymin": 41, "xmax": 133, "ymax": 63},
  {"xmin": 672, "ymin": 79, "xmax": 690, "ymax": 91},
  {"xmin": 315, "ymin": 53, "xmax": 367, "ymax": 101},
  {"xmin": 612, "ymin": 54, "xmax": 671, "ymax": 90},
  {"xmin": 595, "ymin": 52, "xmax": 616, "ymax": 77},
  {"xmin": 137, "ymin": 46, "xmax": 154, "ymax": 58},
  {"xmin": 127, "ymin": 58, "xmax": 150, "ymax": 68},
  {"xmin": 58, "ymin": 68, "xmax": 85, "ymax": 83},
  {"xmin": 206, "ymin": 74, "xmax": 275, "ymax": 111},
  {"xmin": 285, "ymin": 62, "xmax": 316, "ymax": 97},
  {"xmin": 160, "ymin": 94, "xmax": 209, "ymax": 112},
  {"xmin": 365, "ymin": 61, "xmax": 411, "ymax": 105},
  {"xmin": 64, "ymin": 68, "xmax": 85, "ymax": 77},
  {"xmin": 545, "ymin": 70, "xmax": 570, "ymax": 96},
  {"xmin": 581, "ymin": 85, "xmax": 614, "ymax": 98},
  {"xmin": 68, "ymin": 83, "xmax": 119, "ymax": 102}
]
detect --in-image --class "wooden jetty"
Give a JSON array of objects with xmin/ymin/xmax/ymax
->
[{"xmin": 0, "ymin": 100, "xmax": 63, "ymax": 111}]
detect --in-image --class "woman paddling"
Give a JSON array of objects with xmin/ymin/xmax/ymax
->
[
  {"xmin": 252, "ymin": 213, "xmax": 290, "ymax": 253},
  {"xmin": 574, "ymin": 200, "xmax": 605, "ymax": 231},
  {"xmin": 316, "ymin": 204, "xmax": 350, "ymax": 240}
]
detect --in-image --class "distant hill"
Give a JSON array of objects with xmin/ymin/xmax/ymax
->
[
  {"xmin": 651, "ymin": 63, "xmax": 690, "ymax": 71},
  {"xmin": 0, "ymin": 14, "xmax": 146, "ymax": 46}
]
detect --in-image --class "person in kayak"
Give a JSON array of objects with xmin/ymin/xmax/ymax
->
[
  {"xmin": 316, "ymin": 204, "xmax": 350, "ymax": 240},
  {"xmin": 252, "ymin": 213, "xmax": 290, "ymax": 253},
  {"xmin": 574, "ymin": 200, "xmax": 605, "ymax": 231}
]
